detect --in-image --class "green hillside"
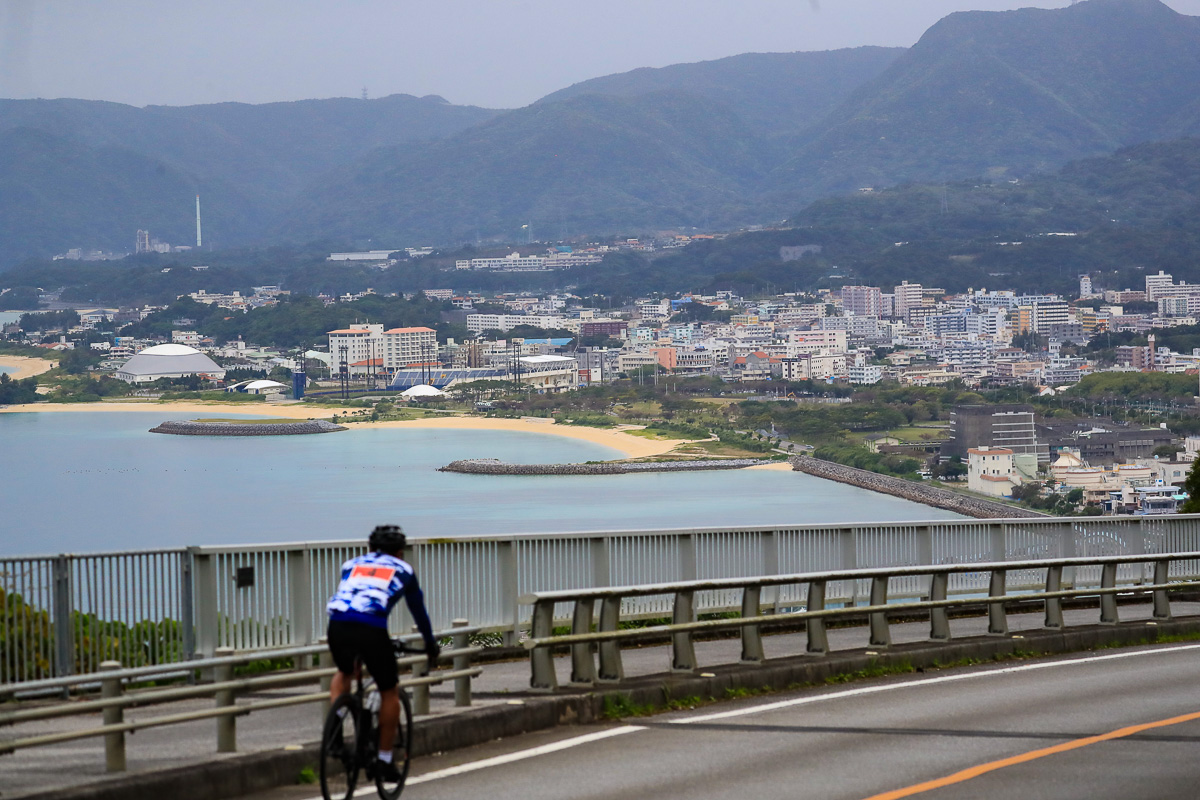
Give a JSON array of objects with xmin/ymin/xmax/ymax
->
[
  {"xmin": 768, "ymin": 0, "xmax": 1200, "ymax": 197},
  {"xmin": 537, "ymin": 47, "xmax": 904, "ymax": 137}
]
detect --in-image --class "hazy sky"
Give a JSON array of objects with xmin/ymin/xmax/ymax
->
[{"xmin": 3, "ymin": 0, "xmax": 1200, "ymax": 109}]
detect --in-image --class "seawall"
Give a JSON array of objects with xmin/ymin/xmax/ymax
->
[
  {"xmin": 440, "ymin": 458, "xmax": 772, "ymax": 475},
  {"xmin": 149, "ymin": 420, "xmax": 346, "ymax": 436},
  {"xmin": 788, "ymin": 456, "xmax": 1046, "ymax": 519}
]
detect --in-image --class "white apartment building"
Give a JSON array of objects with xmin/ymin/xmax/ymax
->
[
  {"xmin": 967, "ymin": 447, "xmax": 1021, "ymax": 498},
  {"xmin": 382, "ymin": 326, "xmax": 437, "ymax": 371},
  {"xmin": 847, "ymin": 354, "xmax": 882, "ymax": 384},
  {"xmin": 1029, "ymin": 301, "xmax": 1071, "ymax": 334},
  {"xmin": 786, "ymin": 329, "xmax": 847, "ymax": 356},
  {"xmin": 328, "ymin": 324, "xmax": 384, "ymax": 376},
  {"xmin": 893, "ymin": 281, "xmax": 923, "ymax": 320},
  {"xmin": 840, "ymin": 285, "xmax": 883, "ymax": 317},
  {"xmin": 820, "ymin": 315, "xmax": 880, "ymax": 337},
  {"xmin": 774, "ymin": 304, "xmax": 827, "ymax": 327},
  {"xmin": 466, "ymin": 313, "xmax": 566, "ymax": 334},
  {"xmin": 1145, "ymin": 270, "xmax": 1175, "ymax": 301},
  {"xmin": 781, "ymin": 353, "xmax": 846, "ymax": 381}
]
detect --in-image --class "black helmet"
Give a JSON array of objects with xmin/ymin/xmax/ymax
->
[{"xmin": 369, "ymin": 524, "xmax": 406, "ymax": 554}]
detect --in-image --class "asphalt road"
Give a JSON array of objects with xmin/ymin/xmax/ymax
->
[{"xmin": 263, "ymin": 640, "xmax": 1200, "ymax": 800}]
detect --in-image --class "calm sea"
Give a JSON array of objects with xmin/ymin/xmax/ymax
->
[{"xmin": 0, "ymin": 412, "xmax": 962, "ymax": 556}]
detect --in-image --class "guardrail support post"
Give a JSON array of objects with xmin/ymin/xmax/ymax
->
[
  {"xmin": 761, "ymin": 530, "xmax": 779, "ymax": 613},
  {"xmin": 498, "ymin": 541, "xmax": 519, "ymax": 647},
  {"xmin": 1153, "ymin": 560, "xmax": 1173, "ymax": 620},
  {"xmin": 569, "ymin": 601, "xmax": 596, "ymax": 687},
  {"xmin": 988, "ymin": 570, "xmax": 1008, "ymax": 636},
  {"xmin": 598, "ymin": 596, "xmax": 624, "ymax": 683},
  {"xmin": 193, "ymin": 550, "xmax": 219, "ymax": 658},
  {"xmin": 929, "ymin": 573, "xmax": 950, "ymax": 641},
  {"xmin": 214, "ymin": 647, "xmax": 236, "ymax": 753},
  {"xmin": 100, "ymin": 661, "xmax": 125, "ymax": 772},
  {"xmin": 287, "ymin": 548, "xmax": 313, "ymax": 650},
  {"xmin": 869, "ymin": 576, "xmax": 891, "ymax": 648},
  {"xmin": 529, "ymin": 599, "xmax": 558, "ymax": 692},
  {"xmin": 411, "ymin": 626, "xmax": 431, "ymax": 713},
  {"xmin": 452, "ymin": 619, "xmax": 471, "ymax": 707},
  {"xmin": 1044, "ymin": 566, "xmax": 1064, "ymax": 629},
  {"xmin": 319, "ymin": 649, "xmax": 335, "ymax": 721},
  {"xmin": 672, "ymin": 590, "xmax": 696, "ymax": 672},
  {"xmin": 1100, "ymin": 563, "xmax": 1119, "ymax": 625},
  {"xmin": 52, "ymin": 555, "xmax": 73, "ymax": 684},
  {"xmin": 741, "ymin": 586, "xmax": 764, "ymax": 663},
  {"xmin": 806, "ymin": 580, "xmax": 828, "ymax": 655}
]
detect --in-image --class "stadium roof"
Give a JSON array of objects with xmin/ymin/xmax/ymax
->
[{"xmin": 116, "ymin": 344, "xmax": 225, "ymax": 381}]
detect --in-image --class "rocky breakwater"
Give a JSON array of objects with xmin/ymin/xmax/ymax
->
[
  {"xmin": 150, "ymin": 420, "xmax": 346, "ymax": 436},
  {"xmin": 788, "ymin": 456, "xmax": 1047, "ymax": 519},
  {"xmin": 440, "ymin": 458, "xmax": 772, "ymax": 475}
]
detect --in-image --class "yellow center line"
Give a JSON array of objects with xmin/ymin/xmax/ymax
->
[{"xmin": 862, "ymin": 709, "xmax": 1200, "ymax": 800}]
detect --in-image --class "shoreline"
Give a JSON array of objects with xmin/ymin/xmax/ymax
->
[
  {"xmin": 0, "ymin": 355, "xmax": 56, "ymax": 380},
  {"xmin": 0, "ymin": 401, "xmax": 688, "ymax": 459}
]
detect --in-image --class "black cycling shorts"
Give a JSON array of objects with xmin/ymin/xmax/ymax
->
[{"xmin": 326, "ymin": 619, "xmax": 399, "ymax": 691}]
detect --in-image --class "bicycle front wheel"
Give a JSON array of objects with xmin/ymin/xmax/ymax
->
[
  {"xmin": 320, "ymin": 694, "xmax": 363, "ymax": 800},
  {"xmin": 375, "ymin": 690, "xmax": 414, "ymax": 800}
]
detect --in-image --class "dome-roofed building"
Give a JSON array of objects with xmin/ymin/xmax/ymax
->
[{"xmin": 114, "ymin": 343, "xmax": 226, "ymax": 384}]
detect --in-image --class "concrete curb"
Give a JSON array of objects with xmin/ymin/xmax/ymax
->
[{"xmin": 19, "ymin": 616, "xmax": 1200, "ymax": 800}]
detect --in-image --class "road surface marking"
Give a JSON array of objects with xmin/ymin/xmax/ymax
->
[
  {"xmin": 302, "ymin": 642, "xmax": 1200, "ymax": 795},
  {"xmin": 860, "ymin": 708, "xmax": 1200, "ymax": 800},
  {"xmin": 300, "ymin": 725, "xmax": 645, "ymax": 800},
  {"xmin": 668, "ymin": 643, "xmax": 1200, "ymax": 725}
]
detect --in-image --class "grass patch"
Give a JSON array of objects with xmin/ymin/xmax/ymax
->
[
  {"xmin": 601, "ymin": 693, "xmax": 656, "ymax": 719},
  {"xmin": 296, "ymin": 766, "xmax": 317, "ymax": 785}
]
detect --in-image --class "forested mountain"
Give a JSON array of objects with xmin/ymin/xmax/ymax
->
[
  {"xmin": 0, "ymin": 94, "xmax": 499, "ymax": 263},
  {"xmin": 291, "ymin": 0, "xmax": 1200, "ymax": 249},
  {"xmin": 767, "ymin": 0, "xmax": 1200, "ymax": 197},
  {"xmin": 5, "ymin": 0, "xmax": 1200, "ymax": 267},
  {"xmin": 278, "ymin": 91, "xmax": 782, "ymax": 247},
  {"xmin": 537, "ymin": 47, "xmax": 905, "ymax": 137}
]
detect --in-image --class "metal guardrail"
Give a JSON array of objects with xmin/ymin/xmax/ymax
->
[
  {"xmin": 5, "ymin": 516, "xmax": 1200, "ymax": 688},
  {"xmin": 0, "ymin": 624, "xmax": 483, "ymax": 774},
  {"xmin": 519, "ymin": 553, "xmax": 1200, "ymax": 691}
]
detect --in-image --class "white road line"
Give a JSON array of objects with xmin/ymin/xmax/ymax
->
[
  {"xmin": 301, "ymin": 641, "xmax": 1200, "ymax": 795},
  {"xmin": 299, "ymin": 725, "xmax": 645, "ymax": 800},
  {"xmin": 670, "ymin": 642, "xmax": 1200, "ymax": 725}
]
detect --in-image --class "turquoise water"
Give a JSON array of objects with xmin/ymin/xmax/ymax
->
[
  {"xmin": 0, "ymin": 365, "xmax": 14, "ymax": 376},
  {"xmin": 0, "ymin": 412, "xmax": 962, "ymax": 556}
]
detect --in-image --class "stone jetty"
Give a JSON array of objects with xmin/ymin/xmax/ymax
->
[
  {"xmin": 440, "ymin": 458, "xmax": 772, "ymax": 475},
  {"xmin": 788, "ymin": 456, "xmax": 1046, "ymax": 519},
  {"xmin": 150, "ymin": 420, "xmax": 346, "ymax": 436}
]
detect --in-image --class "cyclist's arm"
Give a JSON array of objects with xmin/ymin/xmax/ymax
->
[{"xmin": 402, "ymin": 573, "xmax": 438, "ymax": 652}]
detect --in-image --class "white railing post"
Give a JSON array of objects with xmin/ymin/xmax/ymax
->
[
  {"xmin": 988, "ymin": 570, "xmax": 1008, "ymax": 636},
  {"xmin": 1153, "ymin": 559, "xmax": 1173, "ymax": 620},
  {"xmin": 451, "ymin": 618, "xmax": 472, "ymax": 706},
  {"xmin": 869, "ymin": 576, "xmax": 891, "ymax": 648},
  {"xmin": 214, "ymin": 647, "xmax": 236, "ymax": 752},
  {"xmin": 52, "ymin": 556, "xmax": 73, "ymax": 682},
  {"xmin": 671, "ymin": 590, "xmax": 696, "ymax": 672},
  {"xmin": 929, "ymin": 573, "xmax": 950, "ymax": 641},
  {"xmin": 287, "ymin": 548, "xmax": 313, "ymax": 650},
  {"xmin": 498, "ymin": 541, "xmax": 519, "ymax": 646},
  {"xmin": 411, "ymin": 625, "xmax": 431, "ymax": 713},
  {"xmin": 840, "ymin": 528, "xmax": 859, "ymax": 606},
  {"xmin": 192, "ymin": 549, "xmax": 219, "ymax": 658},
  {"xmin": 100, "ymin": 661, "xmax": 125, "ymax": 772},
  {"xmin": 741, "ymin": 586, "xmax": 764, "ymax": 663},
  {"xmin": 761, "ymin": 529, "xmax": 779, "ymax": 612},
  {"xmin": 529, "ymin": 599, "xmax": 557, "ymax": 691}
]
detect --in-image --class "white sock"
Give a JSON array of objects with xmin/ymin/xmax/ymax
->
[{"xmin": 378, "ymin": 750, "xmax": 394, "ymax": 763}]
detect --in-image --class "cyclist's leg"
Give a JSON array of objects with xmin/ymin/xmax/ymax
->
[
  {"xmin": 377, "ymin": 687, "xmax": 400, "ymax": 753},
  {"xmin": 326, "ymin": 620, "xmax": 361, "ymax": 703}
]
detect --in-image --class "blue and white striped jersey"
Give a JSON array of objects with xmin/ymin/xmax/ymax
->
[{"xmin": 326, "ymin": 552, "xmax": 433, "ymax": 640}]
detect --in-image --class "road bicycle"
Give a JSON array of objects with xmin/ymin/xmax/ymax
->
[{"xmin": 319, "ymin": 640, "xmax": 424, "ymax": 800}]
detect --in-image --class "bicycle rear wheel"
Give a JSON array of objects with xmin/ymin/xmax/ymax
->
[
  {"xmin": 375, "ymin": 690, "xmax": 414, "ymax": 800},
  {"xmin": 320, "ymin": 694, "xmax": 363, "ymax": 800}
]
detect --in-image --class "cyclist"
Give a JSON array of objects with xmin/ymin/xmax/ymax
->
[{"xmin": 326, "ymin": 524, "xmax": 439, "ymax": 782}]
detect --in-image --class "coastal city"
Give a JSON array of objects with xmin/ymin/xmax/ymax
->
[
  {"xmin": 10, "ymin": 3, "xmax": 1200, "ymax": 798},
  {"xmin": 4, "ymin": 250, "xmax": 1199, "ymax": 518}
]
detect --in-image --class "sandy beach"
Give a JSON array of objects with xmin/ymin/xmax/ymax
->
[
  {"xmin": 0, "ymin": 355, "xmax": 56, "ymax": 380},
  {"xmin": 0, "ymin": 400, "xmax": 688, "ymax": 459}
]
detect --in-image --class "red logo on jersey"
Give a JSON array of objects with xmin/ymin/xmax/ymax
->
[{"xmin": 350, "ymin": 565, "xmax": 396, "ymax": 582}]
